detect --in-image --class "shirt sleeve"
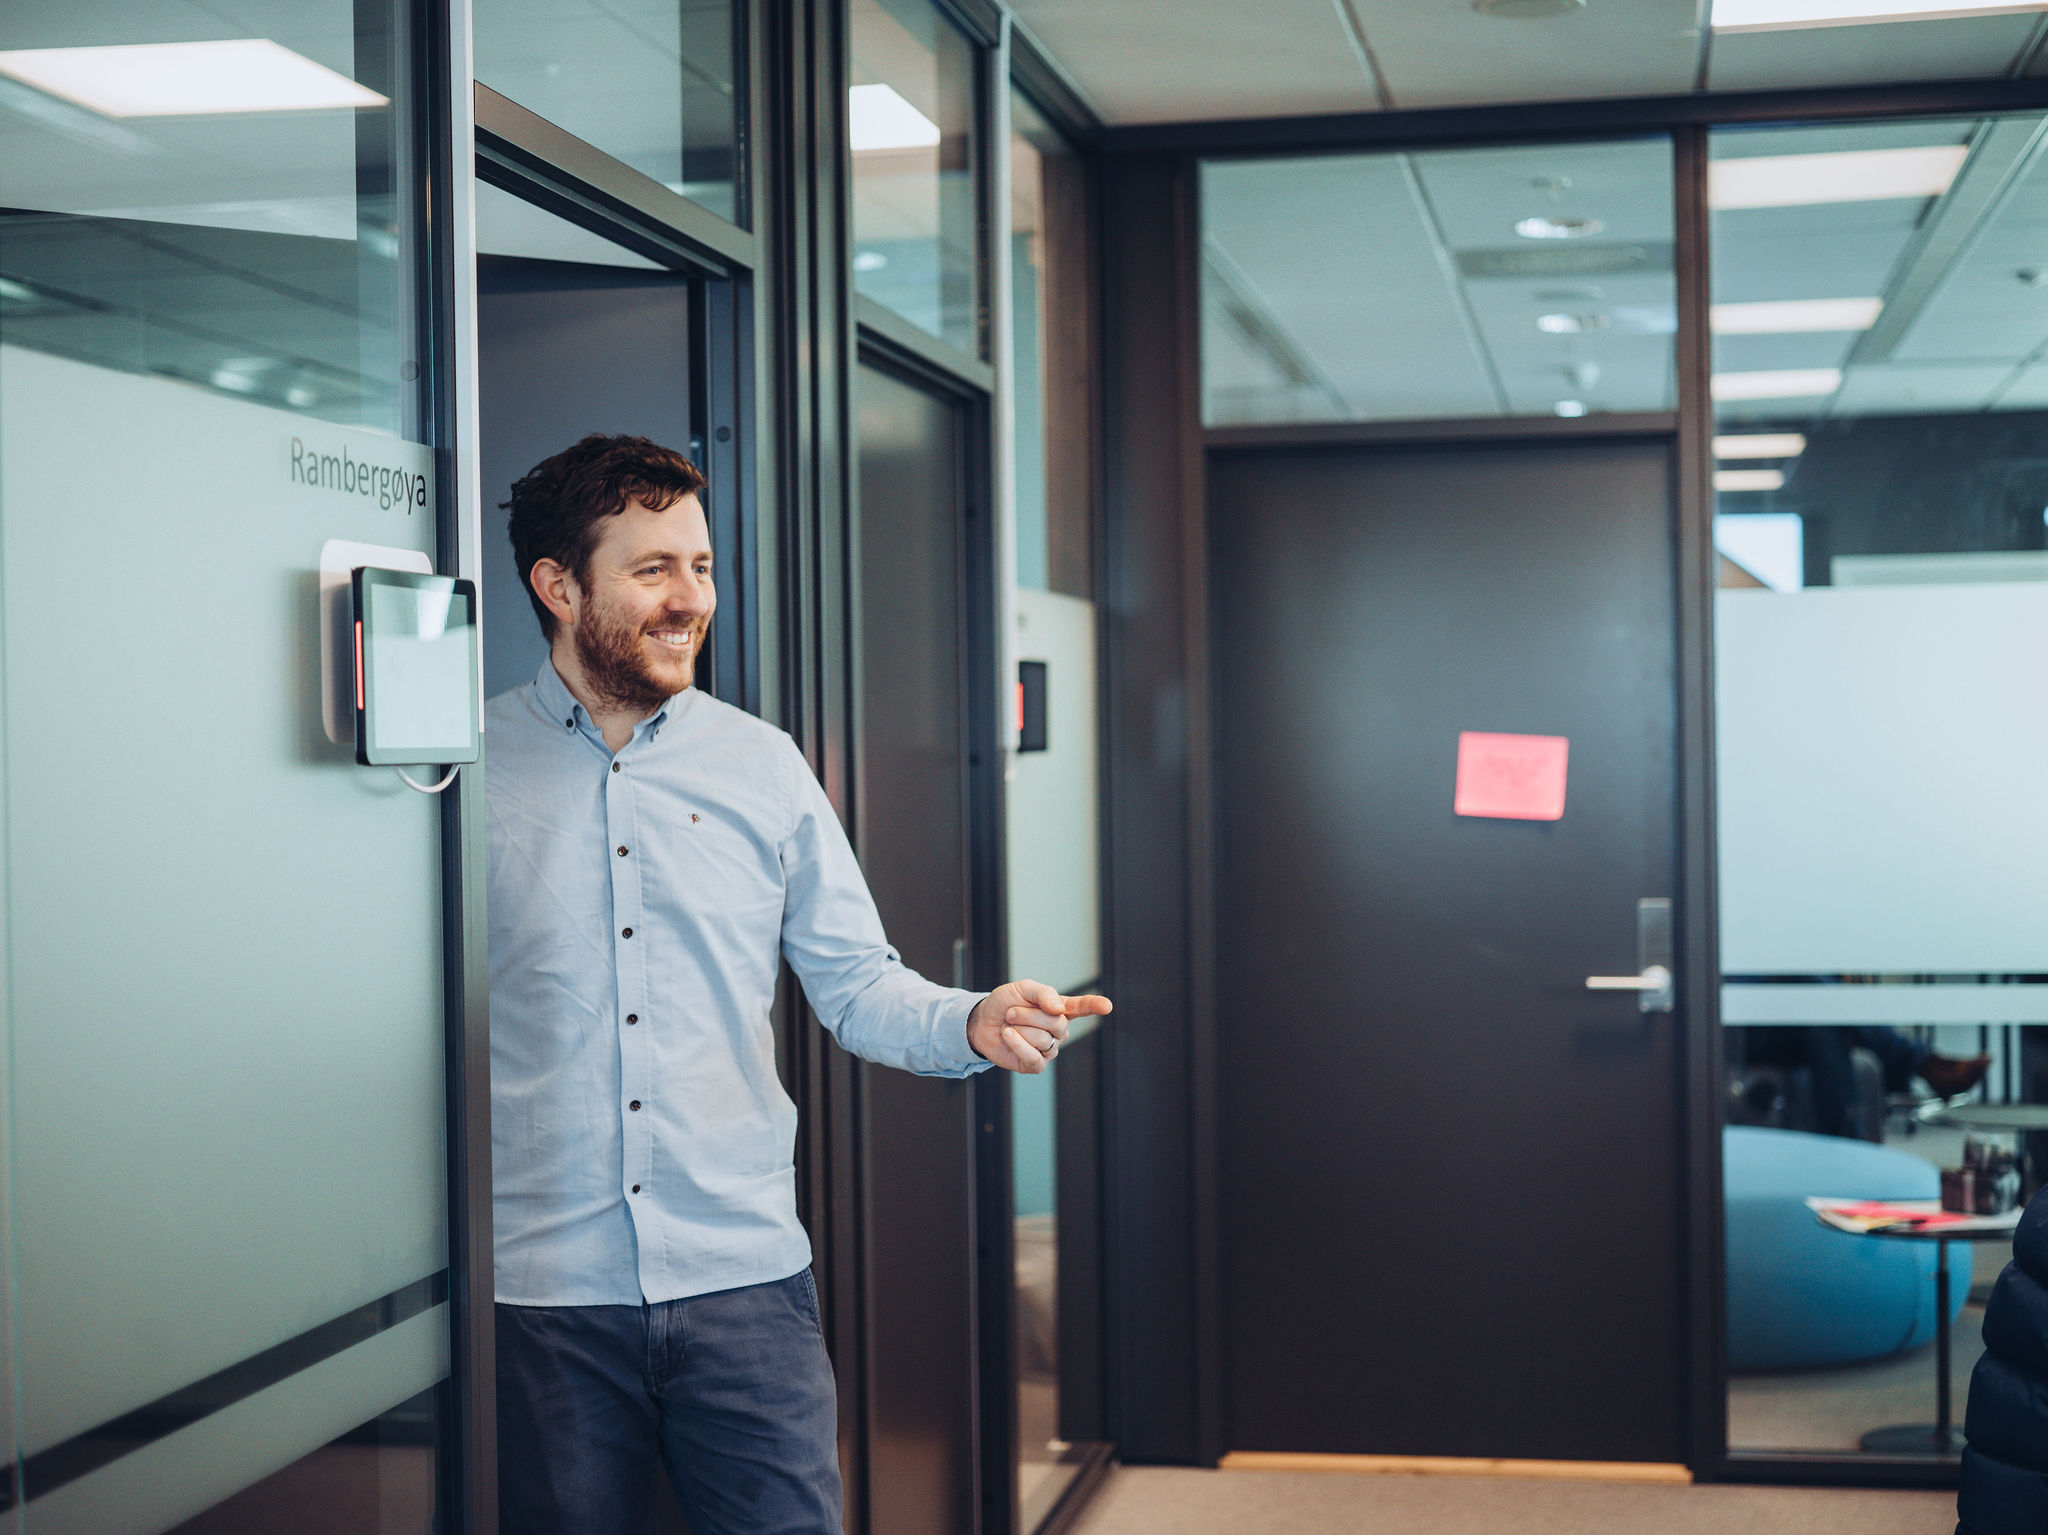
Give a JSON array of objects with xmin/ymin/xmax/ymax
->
[{"xmin": 777, "ymin": 740, "xmax": 989, "ymax": 1078}]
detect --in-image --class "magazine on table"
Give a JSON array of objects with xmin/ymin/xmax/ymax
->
[{"xmin": 1807, "ymin": 1197, "xmax": 2023, "ymax": 1236}]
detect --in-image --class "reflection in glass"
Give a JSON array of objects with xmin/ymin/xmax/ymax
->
[
  {"xmin": 0, "ymin": 19, "xmax": 426, "ymax": 435},
  {"xmin": 1200, "ymin": 139, "xmax": 1676, "ymax": 426},
  {"xmin": 473, "ymin": 0, "xmax": 741, "ymax": 225},
  {"xmin": 1010, "ymin": 89, "xmax": 1093, "ymax": 600},
  {"xmin": 0, "ymin": 0, "xmax": 452, "ymax": 1527},
  {"xmin": 1012, "ymin": 1063, "xmax": 1066, "ymax": 1527},
  {"xmin": 850, "ymin": 0, "xmax": 980, "ymax": 355},
  {"xmin": 167, "ymin": 1391, "xmax": 444, "ymax": 1535},
  {"xmin": 1712, "ymin": 114, "xmax": 2048, "ymax": 1461}
]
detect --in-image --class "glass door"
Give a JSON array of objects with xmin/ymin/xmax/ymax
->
[
  {"xmin": 1006, "ymin": 85, "xmax": 1109, "ymax": 1532},
  {"xmin": 0, "ymin": 1, "xmax": 458, "ymax": 1527}
]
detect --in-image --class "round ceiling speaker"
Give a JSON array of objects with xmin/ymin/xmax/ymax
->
[{"xmin": 1473, "ymin": 0, "xmax": 1588, "ymax": 16}]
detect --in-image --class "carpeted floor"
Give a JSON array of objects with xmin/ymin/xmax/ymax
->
[{"xmin": 1067, "ymin": 1467, "xmax": 1959, "ymax": 1535}]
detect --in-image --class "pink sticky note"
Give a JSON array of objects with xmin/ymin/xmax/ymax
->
[{"xmin": 1453, "ymin": 731, "xmax": 1569, "ymax": 821}]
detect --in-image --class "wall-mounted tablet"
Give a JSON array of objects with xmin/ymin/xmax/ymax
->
[{"xmin": 351, "ymin": 567, "xmax": 482, "ymax": 767}]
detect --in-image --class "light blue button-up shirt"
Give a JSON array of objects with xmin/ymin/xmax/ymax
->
[{"xmin": 487, "ymin": 662, "xmax": 987, "ymax": 1306}]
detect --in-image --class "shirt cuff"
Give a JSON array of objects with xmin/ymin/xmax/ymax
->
[{"xmin": 943, "ymin": 992, "xmax": 992, "ymax": 1075}]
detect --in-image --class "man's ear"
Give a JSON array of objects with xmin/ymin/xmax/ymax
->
[{"xmin": 530, "ymin": 558, "xmax": 580, "ymax": 632}]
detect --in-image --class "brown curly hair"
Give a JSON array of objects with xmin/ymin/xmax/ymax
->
[{"xmin": 504, "ymin": 434, "xmax": 707, "ymax": 638}]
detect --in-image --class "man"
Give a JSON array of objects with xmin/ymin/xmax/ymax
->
[{"xmin": 487, "ymin": 433, "xmax": 1110, "ymax": 1535}]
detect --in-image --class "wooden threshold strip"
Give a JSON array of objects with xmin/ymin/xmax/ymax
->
[{"xmin": 1220, "ymin": 1453, "xmax": 1693, "ymax": 1485}]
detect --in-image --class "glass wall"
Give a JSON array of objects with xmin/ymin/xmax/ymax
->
[
  {"xmin": 850, "ymin": 0, "xmax": 981, "ymax": 356},
  {"xmin": 1005, "ymin": 85, "xmax": 1104, "ymax": 1533},
  {"xmin": 473, "ymin": 0, "xmax": 742, "ymax": 225},
  {"xmin": 0, "ymin": 1, "xmax": 454, "ymax": 1527},
  {"xmin": 1201, "ymin": 138, "xmax": 1676, "ymax": 426},
  {"xmin": 1713, "ymin": 113, "xmax": 2048, "ymax": 1461}
]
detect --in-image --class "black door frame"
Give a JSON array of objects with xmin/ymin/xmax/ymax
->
[{"xmin": 1097, "ymin": 75, "xmax": 2048, "ymax": 1489}]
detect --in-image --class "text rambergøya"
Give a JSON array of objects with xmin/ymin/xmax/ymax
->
[{"xmin": 290, "ymin": 436, "xmax": 429, "ymax": 513}]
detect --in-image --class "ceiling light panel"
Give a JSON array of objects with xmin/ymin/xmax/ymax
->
[
  {"xmin": 0, "ymin": 40, "xmax": 385, "ymax": 117},
  {"xmin": 1711, "ymin": 297, "xmax": 1883, "ymax": 333},
  {"xmin": 1715, "ymin": 468, "xmax": 1788, "ymax": 491},
  {"xmin": 1708, "ymin": 146, "xmax": 1968, "ymax": 209},
  {"xmin": 848, "ymin": 82, "xmax": 940, "ymax": 153},
  {"xmin": 1715, "ymin": 433, "xmax": 1808, "ymax": 458},
  {"xmin": 1712, "ymin": 367, "xmax": 1844, "ymax": 399},
  {"xmin": 1713, "ymin": 0, "xmax": 2048, "ymax": 30}
]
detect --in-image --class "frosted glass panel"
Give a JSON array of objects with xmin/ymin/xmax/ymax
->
[
  {"xmin": 0, "ymin": 0, "xmax": 452, "ymax": 1524},
  {"xmin": 1716, "ymin": 582, "xmax": 2048, "ymax": 974},
  {"xmin": 1006, "ymin": 588, "xmax": 1099, "ymax": 993}
]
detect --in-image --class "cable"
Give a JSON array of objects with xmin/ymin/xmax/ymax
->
[{"xmin": 394, "ymin": 765, "xmax": 461, "ymax": 794}]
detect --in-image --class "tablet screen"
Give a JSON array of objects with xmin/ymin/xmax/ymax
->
[{"xmin": 358, "ymin": 571, "xmax": 479, "ymax": 764}]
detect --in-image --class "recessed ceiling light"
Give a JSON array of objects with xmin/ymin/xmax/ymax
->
[
  {"xmin": 1715, "ymin": 433, "xmax": 1807, "ymax": 458},
  {"xmin": 1516, "ymin": 215, "xmax": 1605, "ymax": 240},
  {"xmin": 1715, "ymin": 468, "xmax": 1787, "ymax": 492},
  {"xmin": 1708, "ymin": 145, "xmax": 1967, "ymax": 209},
  {"xmin": 1536, "ymin": 312, "xmax": 1609, "ymax": 333},
  {"xmin": 0, "ymin": 40, "xmax": 385, "ymax": 117},
  {"xmin": 849, "ymin": 82, "xmax": 940, "ymax": 153},
  {"xmin": 1711, "ymin": 368, "xmax": 1843, "ymax": 401},
  {"xmin": 1554, "ymin": 399, "xmax": 1589, "ymax": 417},
  {"xmin": 1712, "ymin": 0, "xmax": 2048, "ymax": 31},
  {"xmin": 1474, "ymin": 0, "xmax": 1588, "ymax": 16},
  {"xmin": 853, "ymin": 250, "xmax": 889, "ymax": 272},
  {"xmin": 1710, "ymin": 297, "xmax": 1883, "ymax": 333}
]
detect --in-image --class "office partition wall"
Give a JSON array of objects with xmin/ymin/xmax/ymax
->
[
  {"xmin": 1092, "ymin": 61, "xmax": 2048, "ymax": 1493},
  {"xmin": 0, "ymin": 0, "xmax": 469, "ymax": 1528}
]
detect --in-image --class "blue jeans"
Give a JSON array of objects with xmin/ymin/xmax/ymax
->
[{"xmin": 496, "ymin": 1271, "xmax": 843, "ymax": 1535}]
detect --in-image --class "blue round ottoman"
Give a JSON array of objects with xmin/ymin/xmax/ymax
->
[{"xmin": 1725, "ymin": 1125, "xmax": 1970, "ymax": 1371}]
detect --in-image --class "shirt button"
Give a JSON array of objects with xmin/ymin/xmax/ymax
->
[
  {"xmin": 631, "ymin": 1184, "xmax": 641, "ymax": 1193},
  {"xmin": 564, "ymin": 717, "xmax": 574, "ymax": 729},
  {"xmin": 611, "ymin": 762, "xmax": 621, "ymax": 773},
  {"xmin": 621, "ymin": 927, "xmax": 633, "ymax": 938},
  {"xmin": 617, "ymin": 846, "xmax": 629, "ymax": 857},
  {"xmin": 627, "ymin": 1013, "xmax": 639, "ymax": 1024},
  {"xmin": 629, "ymin": 1100, "xmax": 641, "ymax": 1111}
]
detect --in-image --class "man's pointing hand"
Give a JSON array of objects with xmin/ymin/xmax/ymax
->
[{"xmin": 967, "ymin": 980, "xmax": 1113, "ymax": 1074}]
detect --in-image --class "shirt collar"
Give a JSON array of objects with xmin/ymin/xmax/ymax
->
[{"xmin": 533, "ymin": 658, "xmax": 693, "ymax": 742}]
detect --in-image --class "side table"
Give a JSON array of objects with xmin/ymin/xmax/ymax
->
[{"xmin": 1809, "ymin": 1198, "xmax": 2021, "ymax": 1457}]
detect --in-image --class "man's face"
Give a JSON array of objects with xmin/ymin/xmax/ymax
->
[{"xmin": 563, "ymin": 493, "xmax": 715, "ymax": 711}]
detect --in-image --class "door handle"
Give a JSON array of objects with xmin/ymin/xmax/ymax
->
[
  {"xmin": 1585, "ymin": 898, "xmax": 1675, "ymax": 1013},
  {"xmin": 952, "ymin": 937, "xmax": 968, "ymax": 990},
  {"xmin": 1586, "ymin": 965, "xmax": 1672, "ymax": 992}
]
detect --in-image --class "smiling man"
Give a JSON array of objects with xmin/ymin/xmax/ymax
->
[{"xmin": 485, "ymin": 434, "xmax": 1109, "ymax": 1535}]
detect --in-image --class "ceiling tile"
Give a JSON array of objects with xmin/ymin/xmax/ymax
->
[
  {"xmin": 1831, "ymin": 361, "xmax": 2013, "ymax": 414},
  {"xmin": 1989, "ymin": 361, "xmax": 2048, "ymax": 406},
  {"xmin": 1202, "ymin": 155, "xmax": 1503, "ymax": 421},
  {"xmin": 1009, "ymin": 0, "xmax": 1375, "ymax": 123},
  {"xmin": 1708, "ymin": 14, "xmax": 2039, "ymax": 92},
  {"xmin": 1346, "ymin": 0, "xmax": 1700, "ymax": 110}
]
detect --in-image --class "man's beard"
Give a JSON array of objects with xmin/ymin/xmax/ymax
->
[{"xmin": 573, "ymin": 596, "xmax": 703, "ymax": 715}]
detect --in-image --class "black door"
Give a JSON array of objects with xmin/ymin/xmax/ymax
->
[
  {"xmin": 1212, "ymin": 438, "xmax": 1685, "ymax": 1463},
  {"xmin": 853, "ymin": 358, "xmax": 980, "ymax": 1534}
]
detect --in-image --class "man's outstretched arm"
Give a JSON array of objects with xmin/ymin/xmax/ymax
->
[{"xmin": 778, "ymin": 741, "xmax": 1110, "ymax": 1075}]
